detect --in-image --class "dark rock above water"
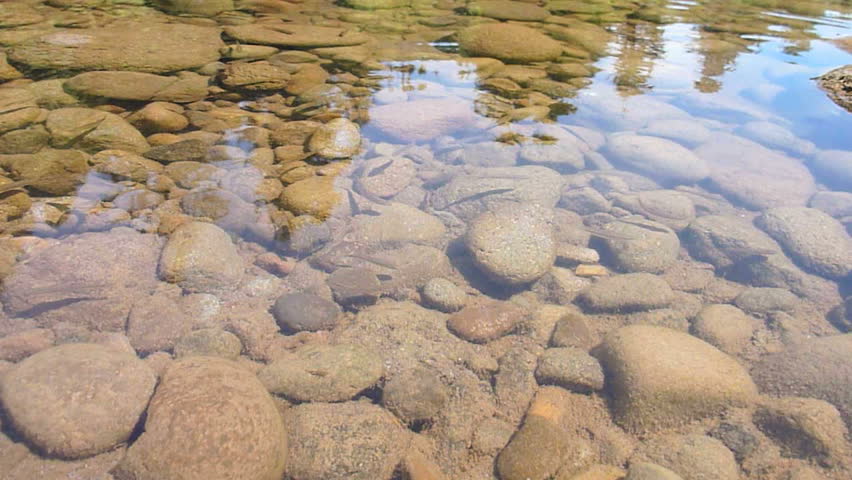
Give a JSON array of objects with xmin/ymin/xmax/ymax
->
[{"xmin": 816, "ymin": 65, "xmax": 852, "ymax": 113}]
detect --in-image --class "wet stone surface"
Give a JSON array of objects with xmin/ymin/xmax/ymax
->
[{"xmin": 0, "ymin": 0, "xmax": 851, "ymax": 479}]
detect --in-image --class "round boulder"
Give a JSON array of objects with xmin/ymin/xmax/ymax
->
[
  {"xmin": 466, "ymin": 205, "xmax": 555, "ymax": 286},
  {"xmin": 755, "ymin": 206, "xmax": 852, "ymax": 280},
  {"xmin": 158, "ymin": 221, "xmax": 244, "ymax": 294},
  {"xmin": 271, "ymin": 292, "xmax": 342, "ymax": 333},
  {"xmin": 113, "ymin": 357, "xmax": 287, "ymax": 480},
  {"xmin": 595, "ymin": 325, "xmax": 758, "ymax": 432},
  {"xmin": 0, "ymin": 343, "xmax": 156, "ymax": 459},
  {"xmin": 308, "ymin": 117, "xmax": 361, "ymax": 159}
]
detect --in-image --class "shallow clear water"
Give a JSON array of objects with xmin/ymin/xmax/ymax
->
[{"xmin": 0, "ymin": 0, "xmax": 851, "ymax": 479}]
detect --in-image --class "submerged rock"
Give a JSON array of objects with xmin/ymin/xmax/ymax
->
[
  {"xmin": 604, "ymin": 133, "xmax": 709, "ymax": 185},
  {"xmin": 577, "ymin": 273, "xmax": 674, "ymax": 313},
  {"xmin": 755, "ymin": 207, "xmax": 852, "ymax": 280},
  {"xmin": 158, "ymin": 221, "xmax": 244, "ymax": 294},
  {"xmin": 636, "ymin": 434, "xmax": 739, "ymax": 480},
  {"xmin": 457, "ymin": 24, "xmax": 563, "ymax": 63},
  {"xmin": 284, "ymin": 402, "xmax": 408, "ymax": 480},
  {"xmin": 259, "ymin": 343, "xmax": 383, "ymax": 402},
  {"xmin": 114, "ymin": 357, "xmax": 287, "ymax": 480},
  {"xmin": 696, "ymin": 133, "xmax": 816, "ymax": 209},
  {"xmin": 272, "ymin": 292, "xmax": 342, "ymax": 332},
  {"xmin": 0, "ymin": 343, "xmax": 155, "ymax": 459},
  {"xmin": 595, "ymin": 325, "xmax": 757, "ymax": 432},
  {"xmin": 466, "ymin": 204, "xmax": 555, "ymax": 286},
  {"xmin": 308, "ymin": 117, "xmax": 361, "ymax": 159},
  {"xmin": 1, "ymin": 229, "xmax": 162, "ymax": 330},
  {"xmin": 447, "ymin": 300, "xmax": 525, "ymax": 343},
  {"xmin": 382, "ymin": 366, "xmax": 448, "ymax": 424},
  {"xmin": 751, "ymin": 334, "xmax": 852, "ymax": 427},
  {"xmin": 809, "ymin": 149, "xmax": 852, "ymax": 192}
]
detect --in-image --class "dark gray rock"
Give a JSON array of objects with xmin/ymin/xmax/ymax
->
[{"xmin": 271, "ymin": 292, "xmax": 341, "ymax": 333}]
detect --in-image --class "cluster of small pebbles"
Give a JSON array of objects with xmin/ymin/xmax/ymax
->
[{"xmin": 0, "ymin": 1, "xmax": 851, "ymax": 480}]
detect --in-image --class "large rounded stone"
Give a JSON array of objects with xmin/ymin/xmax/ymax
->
[
  {"xmin": 258, "ymin": 344, "xmax": 383, "ymax": 402},
  {"xmin": 158, "ymin": 222, "xmax": 244, "ymax": 294},
  {"xmin": 466, "ymin": 205, "xmax": 555, "ymax": 286},
  {"xmin": 279, "ymin": 175, "xmax": 340, "ymax": 219},
  {"xmin": 605, "ymin": 133, "xmax": 709, "ymax": 185},
  {"xmin": 457, "ymin": 24, "xmax": 563, "ymax": 63},
  {"xmin": 755, "ymin": 207, "xmax": 852, "ymax": 280},
  {"xmin": 595, "ymin": 325, "xmax": 758, "ymax": 432},
  {"xmin": 113, "ymin": 357, "xmax": 287, "ymax": 480},
  {"xmin": 308, "ymin": 117, "xmax": 361, "ymax": 159},
  {"xmin": 284, "ymin": 402, "xmax": 408, "ymax": 480},
  {"xmin": 0, "ymin": 343, "xmax": 155, "ymax": 459}
]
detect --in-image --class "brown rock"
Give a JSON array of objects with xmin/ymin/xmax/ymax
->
[
  {"xmin": 114, "ymin": 357, "xmax": 287, "ymax": 480},
  {"xmin": 0, "ymin": 328, "xmax": 54, "ymax": 362},
  {"xmin": 595, "ymin": 325, "xmax": 758, "ymax": 432},
  {"xmin": 0, "ymin": 343, "xmax": 156, "ymax": 459},
  {"xmin": 447, "ymin": 300, "xmax": 525, "ymax": 343}
]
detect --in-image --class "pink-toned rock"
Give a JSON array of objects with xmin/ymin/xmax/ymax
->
[{"xmin": 447, "ymin": 300, "xmax": 525, "ymax": 343}]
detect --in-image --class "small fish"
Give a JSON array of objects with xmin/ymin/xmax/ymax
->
[
  {"xmin": 366, "ymin": 159, "xmax": 394, "ymax": 177},
  {"xmin": 443, "ymin": 188, "xmax": 514, "ymax": 208},
  {"xmin": 348, "ymin": 254, "xmax": 398, "ymax": 270},
  {"xmin": 346, "ymin": 189, "xmax": 361, "ymax": 216},
  {"xmin": 583, "ymin": 227, "xmax": 638, "ymax": 242},
  {"xmin": 617, "ymin": 217, "xmax": 674, "ymax": 234}
]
